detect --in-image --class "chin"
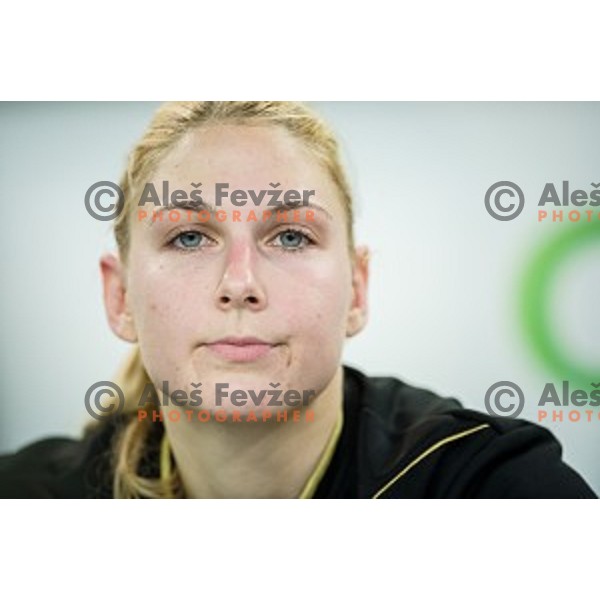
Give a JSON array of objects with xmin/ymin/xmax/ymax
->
[{"xmin": 195, "ymin": 370, "xmax": 317, "ymax": 417}]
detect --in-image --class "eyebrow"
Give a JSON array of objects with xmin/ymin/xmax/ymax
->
[
  {"xmin": 143, "ymin": 199, "xmax": 334, "ymax": 225},
  {"xmin": 149, "ymin": 199, "xmax": 218, "ymax": 223}
]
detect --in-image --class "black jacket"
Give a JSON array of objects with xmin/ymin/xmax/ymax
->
[{"xmin": 0, "ymin": 365, "xmax": 596, "ymax": 498}]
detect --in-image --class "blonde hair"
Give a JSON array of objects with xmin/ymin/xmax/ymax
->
[{"xmin": 107, "ymin": 101, "xmax": 356, "ymax": 498}]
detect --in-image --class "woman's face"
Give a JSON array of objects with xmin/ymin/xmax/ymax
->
[{"xmin": 103, "ymin": 124, "xmax": 368, "ymax": 414}]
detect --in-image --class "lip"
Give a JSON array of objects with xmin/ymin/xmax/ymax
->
[
  {"xmin": 211, "ymin": 336, "xmax": 272, "ymax": 346},
  {"xmin": 206, "ymin": 337, "xmax": 276, "ymax": 362}
]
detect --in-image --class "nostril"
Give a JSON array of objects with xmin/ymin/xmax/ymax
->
[{"xmin": 217, "ymin": 294, "xmax": 262, "ymax": 308}]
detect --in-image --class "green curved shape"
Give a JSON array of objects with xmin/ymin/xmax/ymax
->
[{"xmin": 519, "ymin": 220, "xmax": 600, "ymax": 391}]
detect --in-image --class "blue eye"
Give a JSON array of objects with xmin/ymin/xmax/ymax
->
[
  {"xmin": 274, "ymin": 229, "xmax": 313, "ymax": 250},
  {"xmin": 172, "ymin": 231, "xmax": 205, "ymax": 249}
]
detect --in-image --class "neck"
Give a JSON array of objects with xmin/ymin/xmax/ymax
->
[{"xmin": 163, "ymin": 366, "xmax": 345, "ymax": 498}]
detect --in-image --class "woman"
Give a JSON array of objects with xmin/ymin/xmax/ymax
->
[{"xmin": 0, "ymin": 101, "xmax": 596, "ymax": 498}]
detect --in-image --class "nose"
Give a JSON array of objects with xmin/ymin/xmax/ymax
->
[{"xmin": 215, "ymin": 239, "xmax": 267, "ymax": 311}]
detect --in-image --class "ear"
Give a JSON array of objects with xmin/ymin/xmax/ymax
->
[
  {"xmin": 100, "ymin": 253, "xmax": 138, "ymax": 343},
  {"xmin": 346, "ymin": 245, "xmax": 370, "ymax": 338}
]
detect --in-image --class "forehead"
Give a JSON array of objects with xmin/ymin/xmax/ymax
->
[{"xmin": 155, "ymin": 124, "xmax": 329, "ymax": 187}]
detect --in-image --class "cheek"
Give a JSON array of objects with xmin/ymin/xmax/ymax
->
[
  {"xmin": 270, "ymin": 257, "xmax": 352, "ymax": 339},
  {"xmin": 128, "ymin": 258, "xmax": 213, "ymax": 344}
]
